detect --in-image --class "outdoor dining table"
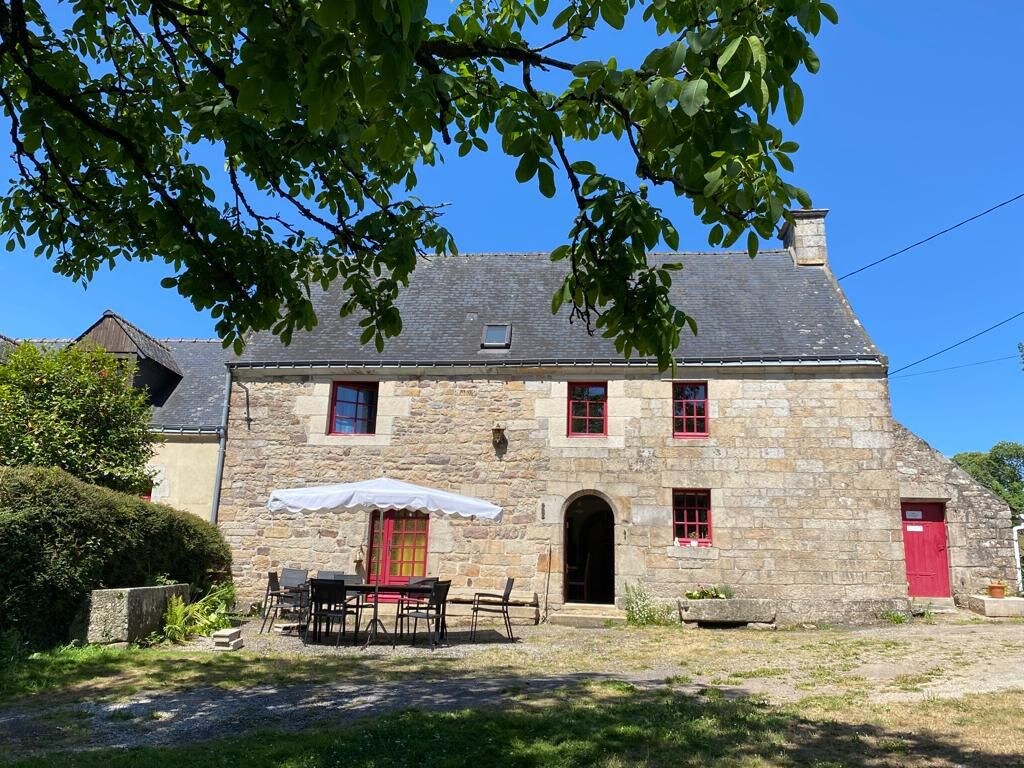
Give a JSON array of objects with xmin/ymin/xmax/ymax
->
[{"xmin": 345, "ymin": 581, "xmax": 435, "ymax": 646}]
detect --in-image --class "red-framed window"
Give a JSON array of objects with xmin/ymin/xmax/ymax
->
[
  {"xmin": 328, "ymin": 382, "xmax": 379, "ymax": 435},
  {"xmin": 673, "ymin": 382, "xmax": 708, "ymax": 437},
  {"xmin": 367, "ymin": 509, "xmax": 429, "ymax": 585},
  {"xmin": 673, "ymin": 489, "xmax": 712, "ymax": 546},
  {"xmin": 567, "ymin": 382, "xmax": 608, "ymax": 436}
]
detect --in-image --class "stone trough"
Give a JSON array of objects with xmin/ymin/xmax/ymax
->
[
  {"xmin": 677, "ymin": 598, "xmax": 777, "ymax": 628},
  {"xmin": 72, "ymin": 584, "xmax": 189, "ymax": 645}
]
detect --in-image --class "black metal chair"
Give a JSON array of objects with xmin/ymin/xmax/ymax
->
[
  {"xmin": 304, "ymin": 578, "xmax": 360, "ymax": 645},
  {"xmin": 260, "ymin": 568, "xmax": 309, "ymax": 633},
  {"xmin": 470, "ymin": 577, "xmax": 515, "ymax": 642},
  {"xmin": 396, "ymin": 576, "xmax": 439, "ymax": 638},
  {"xmin": 394, "ymin": 579, "xmax": 451, "ymax": 648}
]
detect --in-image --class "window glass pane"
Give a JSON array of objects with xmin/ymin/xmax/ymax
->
[
  {"xmin": 585, "ymin": 385, "xmax": 606, "ymax": 400},
  {"xmin": 585, "ymin": 418, "xmax": 604, "ymax": 434},
  {"xmin": 590, "ymin": 401, "xmax": 605, "ymax": 418},
  {"xmin": 483, "ymin": 324, "xmax": 510, "ymax": 345},
  {"xmin": 571, "ymin": 401, "xmax": 588, "ymax": 417},
  {"xmin": 570, "ymin": 417, "xmax": 588, "ymax": 434}
]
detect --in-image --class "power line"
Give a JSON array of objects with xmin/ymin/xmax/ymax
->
[
  {"xmin": 888, "ymin": 311, "xmax": 1024, "ymax": 376},
  {"xmin": 888, "ymin": 354, "xmax": 1019, "ymax": 380},
  {"xmin": 837, "ymin": 191, "xmax": 1024, "ymax": 281}
]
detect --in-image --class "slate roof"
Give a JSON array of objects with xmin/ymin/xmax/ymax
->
[
  {"xmin": 238, "ymin": 251, "xmax": 880, "ymax": 366},
  {"xmin": 2, "ymin": 332, "xmax": 230, "ymax": 431},
  {"xmin": 0, "ymin": 333, "xmax": 16, "ymax": 353},
  {"xmin": 77, "ymin": 310, "xmax": 184, "ymax": 376},
  {"xmin": 150, "ymin": 340, "xmax": 230, "ymax": 431}
]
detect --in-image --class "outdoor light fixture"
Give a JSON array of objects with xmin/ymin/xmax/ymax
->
[{"xmin": 491, "ymin": 423, "xmax": 507, "ymax": 448}]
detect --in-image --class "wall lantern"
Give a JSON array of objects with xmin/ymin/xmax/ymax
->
[{"xmin": 491, "ymin": 423, "xmax": 507, "ymax": 448}]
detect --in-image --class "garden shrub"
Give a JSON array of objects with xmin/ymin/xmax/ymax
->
[{"xmin": 0, "ymin": 465, "xmax": 231, "ymax": 649}]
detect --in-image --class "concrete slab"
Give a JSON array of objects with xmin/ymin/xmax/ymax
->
[
  {"xmin": 677, "ymin": 598, "xmax": 777, "ymax": 625},
  {"xmin": 966, "ymin": 594, "xmax": 1024, "ymax": 618}
]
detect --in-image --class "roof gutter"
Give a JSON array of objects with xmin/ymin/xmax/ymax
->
[
  {"xmin": 150, "ymin": 425, "xmax": 223, "ymax": 435},
  {"xmin": 209, "ymin": 367, "xmax": 232, "ymax": 525},
  {"xmin": 229, "ymin": 355, "xmax": 885, "ymax": 371}
]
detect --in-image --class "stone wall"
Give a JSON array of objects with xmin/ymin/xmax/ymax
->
[
  {"xmin": 894, "ymin": 424, "xmax": 1017, "ymax": 599},
  {"xmin": 217, "ymin": 366, "xmax": 909, "ymax": 624},
  {"xmin": 148, "ymin": 435, "xmax": 220, "ymax": 519},
  {"xmin": 73, "ymin": 584, "xmax": 189, "ymax": 645}
]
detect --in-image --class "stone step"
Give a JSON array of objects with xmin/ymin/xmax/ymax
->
[
  {"xmin": 548, "ymin": 604, "xmax": 626, "ymax": 628},
  {"xmin": 213, "ymin": 637, "xmax": 244, "ymax": 651},
  {"xmin": 910, "ymin": 597, "xmax": 957, "ymax": 614},
  {"xmin": 212, "ymin": 627, "xmax": 242, "ymax": 642}
]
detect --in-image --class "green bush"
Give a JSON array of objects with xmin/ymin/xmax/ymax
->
[
  {"xmin": 624, "ymin": 581, "xmax": 674, "ymax": 626},
  {"xmin": 0, "ymin": 465, "xmax": 231, "ymax": 649}
]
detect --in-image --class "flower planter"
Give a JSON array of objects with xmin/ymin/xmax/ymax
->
[
  {"xmin": 987, "ymin": 583, "xmax": 1006, "ymax": 599},
  {"xmin": 677, "ymin": 597, "xmax": 776, "ymax": 626}
]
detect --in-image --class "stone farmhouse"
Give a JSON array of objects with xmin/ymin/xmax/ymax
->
[
  {"xmin": 3, "ymin": 210, "xmax": 1016, "ymax": 622},
  {"xmin": 215, "ymin": 210, "xmax": 1016, "ymax": 622}
]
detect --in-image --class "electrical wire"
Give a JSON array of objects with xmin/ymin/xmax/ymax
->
[
  {"xmin": 888, "ymin": 354, "xmax": 1019, "ymax": 380},
  {"xmin": 887, "ymin": 311, "xmax": 1024, "ymax": 376},
  {"xmin": 837, "ymin": 192, "xmax": 1024, "ymax": 281}
]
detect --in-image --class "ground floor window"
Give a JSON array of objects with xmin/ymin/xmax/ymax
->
[
  {"xmin": 673, "ymin": 489, "xmax": 712, "ymax": 546},
  {"xmin": 367, "ymin": 509, "xmax": 429, "ymax": 584}
]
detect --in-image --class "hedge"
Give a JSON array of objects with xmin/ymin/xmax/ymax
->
[{"xmin": 0, "ymin": 465, "xmax": 231, "ymax": 649}]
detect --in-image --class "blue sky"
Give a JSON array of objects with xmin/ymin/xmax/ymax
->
[{"xmin": 1, "ymin": 2, "xmax": 1021, "ymax": 456}]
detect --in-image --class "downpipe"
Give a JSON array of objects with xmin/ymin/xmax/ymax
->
[{"xmin": 209, "ymin": 367, "xmax": 232, "ymax": 525}]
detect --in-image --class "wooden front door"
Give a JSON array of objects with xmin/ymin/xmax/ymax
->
[
  {"xmin": 367, "ymin": 509, "xmax": 429, "ymax": 585},
  {"xmin": 901, "ymin": 502, "xmax": 951, "ymax": 598}
]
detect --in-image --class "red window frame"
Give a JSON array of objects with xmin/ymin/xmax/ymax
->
[
  {"xmin": 673, "ymin": 489, "xmax": 712, "ymax": 546},
  {"xmin": 328, "ymin": 381, "xmax": 379, "ymax": 435},
  {"xmin": 367, "ymin": 509, "xmax": 429, "ymax": 585},
  {"xmin": 567, "ymin": 381, "xmax": 608, "ymax": 436},
  {"xmin": 672, "ymin": 381, "xmax": 709, "ymax": 438}
]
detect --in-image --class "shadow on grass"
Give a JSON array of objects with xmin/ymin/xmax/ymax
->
[
  {"xmin": 0, "ymin": 627, "xmax": 523, "ymax": 703},
  {"xmin": 3, "ymin": 682, "xmax": 1018, "ymax": 768}
]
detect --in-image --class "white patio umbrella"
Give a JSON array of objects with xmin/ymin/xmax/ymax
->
[{"xmin": 266, "ymin": 477, "xmax": 502, "ymax": 644}]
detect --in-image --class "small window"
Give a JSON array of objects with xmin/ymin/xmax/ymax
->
[
  {"xmin": 673, "ymin": 382, "xmax": 708, "ymax": 437},
  {"xmin": 567, "ymin": 382, "xmax": 607, "ymax": 436},
  {"xmin": 481, "ymin": 323, "xmax": 512, "ymax": 349},
  {"xmin": 329, "ymin": 382, "xmax": 379, "ymax": 435},
  {"xmin": 673, "ymin": 489, "xmax": 712, "ymax": 546}
]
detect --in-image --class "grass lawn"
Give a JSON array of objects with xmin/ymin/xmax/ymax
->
[
  {"xmin": 4, "ymin": 682, "xmax": 1024, "ymax": 768},
  {"xmin": 2, "ymin": 619, "xmax": 1023, "ymax": 766}
]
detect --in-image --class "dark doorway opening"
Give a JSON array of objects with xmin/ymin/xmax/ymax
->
[{"xmin": 564, "ymin": 495, "xmax": 615, "ymax": 604}]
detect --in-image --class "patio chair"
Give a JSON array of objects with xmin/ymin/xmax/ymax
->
[
  {"xmin": 396, "ymin": 576, "xmax": 438, "ymax": 638},
  {"xmin": 260, "ymin": 569, "xmax": 309, "ymax": 634},
  {"xmin": 470, "ymin": 577, "xmax": 515, "ymax": 642},
  {"xmin": 304, "ymin": 578, "xmax": 360, "ymax": 646},
  {"xmin": 394, "ymin": 579, "xmax": 451, "ymax": 649}
]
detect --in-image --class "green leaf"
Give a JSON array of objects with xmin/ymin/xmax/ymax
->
[
  {"xmin": 515, "ymin": 152, "xmax": 539, "ymax": 182},
  {"xmin": 537, "ymin": 163, "xmax": 556, "ymax": 198},
  {"xmin": 819, "ymin": 3, "xmax": 839, "ymax": 24},
  {"xmin": 804, "ymin": 48, "xmax": 821, "ymax": 74},
  {"xmin": 747, "ymin": 231, "xmax": 759, "ymax": 257},
  {"xmin": 784, "ymin": 81, "xmax": 804, "ymax": 123},
  {"xmin": 679, "ymin": 78, "xmax": 708, "ymax": 117},
  {"xmin": 717, "ymin": 37, "xmax": 742, "ymax": 70}
]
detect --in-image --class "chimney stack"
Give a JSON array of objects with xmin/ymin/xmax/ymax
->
[{"xmin": 779, "ymin": 208, "xmax": 829, "ymax": 266}]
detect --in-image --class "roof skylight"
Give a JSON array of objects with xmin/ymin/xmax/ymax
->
[{"xmin": 481, "ymin": 323, "xmax": 512, "ymax": 349}]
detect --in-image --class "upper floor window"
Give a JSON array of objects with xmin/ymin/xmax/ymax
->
[
  {"xmin": 673, "ymin": 489, "xmax": 712, "ymax": 546},
  {"xmin": 329, "ymin": 382, "xmax": 378, "ymax": 435},
  {"xmin": 672, "ymin": 382, "xmax": 708, "ymax": 437},
  {"xmin": 568, "ymin": 382, "xmax": 607, "ymax": 436}
]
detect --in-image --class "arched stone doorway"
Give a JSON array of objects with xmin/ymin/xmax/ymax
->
[{"xmin": 564, "ymin": 494, "xmax": 615, "ymax": 604}]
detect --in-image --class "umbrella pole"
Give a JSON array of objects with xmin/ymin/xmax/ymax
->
[{"xmin": 364, "ymin": 506, "xmax": 388, "ymax": 647}]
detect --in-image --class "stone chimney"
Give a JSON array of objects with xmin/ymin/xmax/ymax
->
[{"xmin": 779, "ymin": 208, "xmax": 829, "ymax": 266}]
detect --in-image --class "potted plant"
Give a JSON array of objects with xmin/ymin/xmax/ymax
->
[{"xmin": 987, "ymin": 580, "xmax": 1007, "ymax": 599}]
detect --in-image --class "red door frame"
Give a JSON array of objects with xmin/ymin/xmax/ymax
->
[
  {"xmin": 367, "ymin": 509, "xmax": 429, "ymax": 586},
  {"xmin": 901, "ymin": 502, "xmax": 951, "ymax": 598}
]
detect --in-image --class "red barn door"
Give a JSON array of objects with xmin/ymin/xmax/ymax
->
[{"xmin": 901, "ymin": 502, "xmax": 951, "ymax": 598}]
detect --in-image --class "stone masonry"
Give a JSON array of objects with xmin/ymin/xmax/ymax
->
[
  {"xmin": 217, "ymin": 365, "xmax": 911, "ymax": 624},
  {"xmin": 894, "ymin": 424, "xmax": 1016, "ymax": 599}
]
